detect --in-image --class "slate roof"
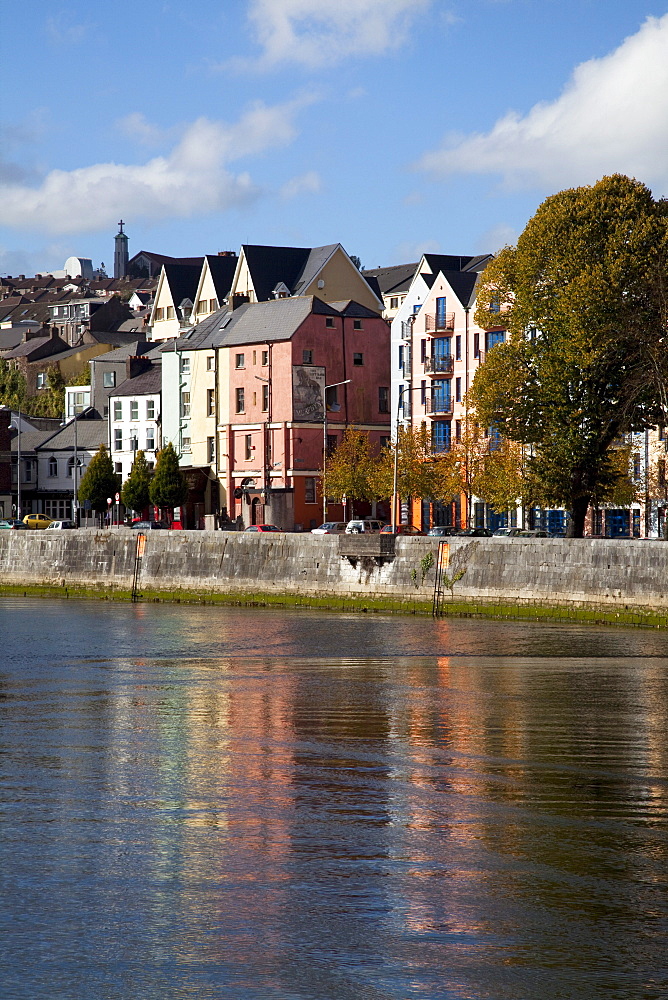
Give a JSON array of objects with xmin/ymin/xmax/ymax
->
[
  {"xmin": 167, "ymin": 308, "xmax": 230, "ymax": 351},
  {"xmin": 92, "ymin": 340, "xmax": 161, "ymax": 362},
  {"xmin": 130, "ymin": 251, "xmax": 204, "ymax": 268},
  {"xmin": 111, "ymin": 364, "xmax": 162, "ymax": 397},
  {"xmin": 163, "ymin": 263, "xmax": 202, "ymax": 310},
  {"xmin": 240, "ymin": 244, "xmax": 313, "ymax": 302},
  {"xmin": 362, "ymin": 263, "xmax": 419, "ymax": 296},
  {"xmin": 4, "ymin": 335, "xmax": 68, "ymax": 360},
  {"xmin": 204, "ymin": 254, "xmax": 238, "ymax": 300},
  {"xmin": 33, "ymin": 414, "xmax": 108, "ymax": 452},
  {"xmin": 422, "ymin": 253, "xmax": 492, "ymax": 275},
  {"xmin": 442, "ymin": 271, "xmax": 481, "ymax": 309},
  {"xmin": 291, "ymin": 244, "xmax": 339, "ymax": 294},
  {"xmin": 328, "ymin": 300, "xmax": 384, "ymax": 318}
]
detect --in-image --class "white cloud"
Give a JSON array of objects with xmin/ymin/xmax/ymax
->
[
  {"xmin": 243, "ymin": 0, "xmax": 432, "ymax": 68},
  {"xmin": 280, "ymin": 170, "xmax": 321, "ymax": 200},
  {"xmin": 117, "ymin": 112, "xmax": 169, "ymax": 147},
  {"xmin": 0, "ymin": 99, "xmax": 307, "ymax": 235},
  {"xmin": 418, "ymin": 14, "xmax": 668, "ymax": 192}
]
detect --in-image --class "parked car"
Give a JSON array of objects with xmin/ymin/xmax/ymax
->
[
  {"xmin": 22, "ymin": 514, "xmax": 53, "ymax": 530},
  {"xmin": 45, "ymin": 520, "xmax": 77, "ymax": 530},
  {"xmin": 516, "ymin": 529, "xmax": 554, "ymax": 538},
  {"xmin": 380, "ymin": 524, "xmax": 424, "ymax": 535},
  {"xmin": 311, "ymin": 522, "xmax": 347, "ymax": 534},
  {"xmin": 456, "ymin": 527, "xmax": 493, "ymax": 537},
  {"xmin": 131, "ymin": 521, "xmax": 168, "ymax": 530},
  {"xmin": 345, "ymin": 519, "xmax": 385, "ymax": 534},
  {"xmin": 0, "ymin": 519, "xmax": 28, "ymax": 529},
  {"xmin": 491, "ymin": 527, "xmax": 522, "ymax": 538},
  {"xmin": 427, "ymin": 525, "xmax": 460, "ymax": 537},
  {"xmin": 244, "ymin": 524, "xmax": 283, "ymax": 533}
]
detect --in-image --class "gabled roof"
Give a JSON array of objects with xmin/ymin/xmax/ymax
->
[
  {"xmin": 162, "ymin": 264, "xmax": 202, "ymax": 311},
  {"xmin": 422, "ymin": 253, "xmax": 492, "ymax": 275},
  {"xmin": 91, "ymin": 340, "xmax": 157, "ymax": 362},
  {"xmin": 362, "ymin": 263, "xmax": 419, "ymax": 296},
  {"xmin": 4, "ymin": 335, "xmax": 68, "ymax": 360},
  {"xmin": 167, "ymin": 308, "xmax": 230, "ymax": 352},
  {"xmin": 291, "ymin": 244, "xmax": 339, "ymax": 293},
  {"xmin": 328, "ymin": 300, "xmax": 383, "ymax": 318},
  {"xmin": 112, "ymin": 364, "xmax": 162, "ymax": 397},
  {"xmin": 204, "ymin": 254, "xmax": 237, "ymax": 301},
  {"xmin": 34, "ymin": 414, "xmax": 107, "ymax": 452},
  {"xmin": 239, "ymin": 244, "xmax": 313, "ymax": 302},
  {"xmin": 130, "ymin": 251, "xmax": 204, "ymax": 267}
]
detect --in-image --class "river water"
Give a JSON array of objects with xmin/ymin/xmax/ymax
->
[{"xmin": 1, "ymin": 599, "xmax": 667, "ymax": 1000}]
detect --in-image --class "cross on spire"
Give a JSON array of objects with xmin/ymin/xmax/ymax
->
[{"xmin": 118, "ymin": 219, "xmax": 125, "ymax": 234}]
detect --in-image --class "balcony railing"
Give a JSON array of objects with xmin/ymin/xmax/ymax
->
[
  {"xmin": 425, "ymin": 312, "xmax": 455, "ymax": 333},
  {"xmin": 425, "ymin": 396, "xmax": 453, "ymax": 415},
  {"xmin": 475, "ymin": 350, "xmax": 486, "ymax": 365},
  {"xmin": 424, "ymin": 356, "xmax": 454, "ymax": 375}
]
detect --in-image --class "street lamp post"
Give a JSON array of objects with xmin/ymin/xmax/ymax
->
[
  {"xmin": 322, "ymin": 379, "xmax": 350, "ymax": 524},
  {"xmin": 9, "ymin": 407, "xmax": 22, "ymax": 520}
]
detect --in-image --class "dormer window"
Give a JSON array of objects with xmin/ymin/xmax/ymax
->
[{"xmin": 272, "ymin": 281, "xmax": 290, "ymax": 299}]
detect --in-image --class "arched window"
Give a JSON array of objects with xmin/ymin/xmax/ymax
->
[{"xmin": 48, "ymin": 457, "xmax": 58, "ymax": 477}]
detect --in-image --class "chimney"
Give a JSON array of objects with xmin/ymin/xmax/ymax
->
[
  {"xmin": 126, "ymin": 355, "xmax": 151, "ymax": 379},
  {"xmin": 218, "ymin": 250, "xmax": 235, "ymax": 256}
]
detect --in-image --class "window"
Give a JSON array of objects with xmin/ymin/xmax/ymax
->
[
  {"xmin": 261, "ymin": 350, "xmax": 269, "ymax": 366},
  {"xmin": 103, "ymin": 371, "xmax": 116, "ymax": 388},
  {"xmin": 455, "ymin": 420, "xmax": 462, "ymax": 441},
  {"xmin": 490, "ymin": 292, "xmax": 501, "ymax": 314},
  {"xmin": 304, "ymin": 477, "xmax": 316, "ymax": 504},
  {"xmin": 353, "ymin": 319, "xmax": 362, "ymax": 331},
  {"xmin": 235, "ymin": 387, "xmax": 245, "ymax": 413},
  {"xmin": 390, "ymin": 297, "xmax": 398, "ymax": 310},
  {"xmin": 146, "ymin": 399, "xmax": 154, "ymax": 420},
  {"xmin": 302, "ymin": 350, "xmax": 313, "ymax": 365},
  {"xmin": 129, "ymin": 432, "xmax": 138, "ymax": 453},
  {"xmin": 154, "ymin": 307, "xmax": 164, "ymax": 322},
  {"xmin": 182, "ymin": 437, "xmax": 191, "ymax": 452},
  {"xmin": 197, "ymin": 300, "xmax": 208, "ymax": 315},
  {"xmin": 473, "ymin": 333, "xmax": 480, "ymax": 358},
  {"xmin": 353, "ymin": 353, "xmax": 364, "ymax": 366},
  {"xmin": 130, "ymin": 401, "xmax": 139, "ymax": 421},
  {"xmin": 207, "ymin": 388, "xmax": 215, "ymax": 416},
  {"xmin": 181, "ymin": 391, "xmax": 190, "ymax": 417},
  {"xmin": 435, "ymin": 297, "xmax": 446, "ymax": 328},
  {"xmin": 24, "ymin": 460, "xmax": 32, "ymax": 483},
  {"xmin": 180, "ymin": 356, "xmax": 190, "ymax": 375},
  {"xmin": 325, "ymin": 317, "xmax": 335, "ymax": 328},
  {"xmin": 486, "ymin": 330, "xmax": 505, "ymax": 352},
  {"xmin": 326, "ymin": 434, "xmax": 338, "ymax": 455},
  {"xmin": 206, "ymin": 355, "xmax": 214, "ymax": 371},
  {"xmin": 455, "ymin": 335, "xmax": 462, "ymax": 361},
  {"xmin": 36, "ymin": 372, "xmax": 47, "ymax": 389},
  {"xmin": 235, "ymin": 353, "xmax": 245, "ymax": 369},
  {"xmin": 114, "ymin": 429, "xmax": 123, "ymax": 450},
  {"xmin": 455, "ymin": 377, "xmax": 462, "ymax": 403},
  {"xmin": 380, "ymin": 436, "xmax": 390, "ymax": 450},
  {"xmin": 659, "ymin": 426, "xmax": 665, "ymax": 441},
  {"xmin": 432, "ymin": 421, "xmax": 451, "ymax": 453},
  {"xmin": 421, "ymin": 339, "xmax": 427, "ymax": 363},
  {"xmin": 378, "ymin": 386, "xmax": 389, "ymax": 413},
  {"xmin": 207, "ymin": 436, "xmax": 215, "ymax": 463},
  {"xmin": 166, "ymin": 306, "xmax": 175, "ymax": 320},
  {"xmin": 114, "ymin": 400, "xmax": 122, "ymax": 421},
  {"xmin": 209, "ymin": 298, "xmax": 217, "ymax": 312},
  {"xmin": 262, "ymin": 384, "xmax": 269, "ymax": 412},
  {"xmin": 48, "ymin": 457, "xmax": 58, "ymax": 477},
  {"xmin": 398, "ymin": 345, "xmax": 404, "ymax": 370},
  {"xmin": 420, "ymin": 380, "xmax": 426, "ymax": 405},
  {"xmin": 146, "ymin": 428, "xmax": 155, "ymax": 451},
  {"xmin": 245, "ymin": 434, "xmax": 253, "ymax": 460},
  {"xmin": 114, "ymin": 463, "xmax": 123, "ymax": 475},
  {"xmin": 658, "ymin": 460, "xmax": 666, "ymax": 486},
  {"xmin": 633, "ymin": 453, "xmax": 641, "ymax": 480}
]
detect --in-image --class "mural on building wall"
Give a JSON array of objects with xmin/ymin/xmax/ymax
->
[{"xmin": 292, "ymin": 365, "xmax": 325, "ymax": 422}]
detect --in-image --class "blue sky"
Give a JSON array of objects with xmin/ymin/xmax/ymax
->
[{"xmin": 2, "ymin": 1, "xmax": 667, "ymax": 276}]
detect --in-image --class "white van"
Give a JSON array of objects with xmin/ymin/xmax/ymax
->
[{"xmin": 345, "ymin": 519, "xmax": 385, "ymax": 534}]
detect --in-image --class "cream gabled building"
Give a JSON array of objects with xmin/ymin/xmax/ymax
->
[
  {"xmin": 149, "ymin": 262, "xmax": 203, "ymax": 342},
  {"xmin": 191, "ymin": 253, "xmax": 238, "ymax": 323},
  {"xmin": 230, "ymin": 243, "xmax": 383, "ymax": 312}
]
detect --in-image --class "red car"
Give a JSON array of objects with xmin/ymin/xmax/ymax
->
[
  {"xmin": 380, "ymin": 524, "xmax": 424, "ymax": 535},
  {"xmin": 244, "ymin": 524, "xmax": 283, "ymax": 533}
]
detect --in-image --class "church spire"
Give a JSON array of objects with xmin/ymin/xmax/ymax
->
[{"xmin": 114, "ymin": 219, "xmax": 129, "ymax": 278}]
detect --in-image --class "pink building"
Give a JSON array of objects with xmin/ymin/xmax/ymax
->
[{"xmin": 217, "ymin": 296, "xmax": 391, "ymax": 530}]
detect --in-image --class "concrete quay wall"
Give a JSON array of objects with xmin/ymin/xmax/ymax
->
[{"xmin": 1, "ymin": 531, "xmax": 668, "ymax": 611}]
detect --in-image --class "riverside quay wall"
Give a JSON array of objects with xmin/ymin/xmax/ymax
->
[{"xmin": 1, "ymin": 530, "xmax": 668, "ymax": 612}]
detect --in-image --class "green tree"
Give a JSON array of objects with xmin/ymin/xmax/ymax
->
[
  {"xmin": 470, "ymin": 174, "xmax": 668, "ymax": 536},
  {"xmin": 121, "ymin": 450, "xmax": 153, "ymax": 514},
  {"xmin": 78, "ymin": 444, "xmax": 120, "ymax": 513},
  {"xmin": 149, "ymin": 442, "xmax": 187, "ymax": 511},
  {"xmin": 370, "ymin": 424, "xmax": 462, "ymax": 508},
  {"xmin": 0, "ymin": 360, "xmax": 26, "ymax": 410},
  {"xmin": 323, "ymin": 427, "xmax": 379, "ymax": 506}
]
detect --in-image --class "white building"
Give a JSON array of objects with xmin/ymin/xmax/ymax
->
[{"xmin": 108, "ymin": 362, "xmax": 162, "ymax": 480}]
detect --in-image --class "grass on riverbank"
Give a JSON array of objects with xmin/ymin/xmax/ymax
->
[{"xmin": 2, "ymin": 583, "xmax": 668, "ymax": 629}]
